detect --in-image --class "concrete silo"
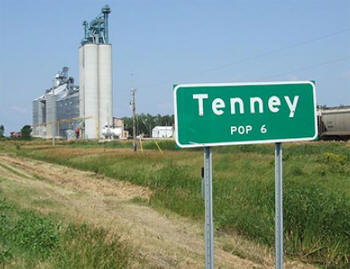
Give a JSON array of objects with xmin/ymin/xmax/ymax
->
[
  {"xmin": 78, "ymin": 47, "xmax": 85, "ymax": 128},
  {"xmin": 79, "ymin": 44, "xmax": 99, "ymax": 139},
  {"xmin": 79, "ymin": 5, "xmax": 113, "ymax": 139},
  {"xmin": 98, "ymin": 44, "xmax": 113, "ymax": 132}
]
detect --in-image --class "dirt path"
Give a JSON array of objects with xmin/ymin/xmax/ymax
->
[{"xmin": 0, "ymin": 153, "xmax": 315, "ymax": 269}]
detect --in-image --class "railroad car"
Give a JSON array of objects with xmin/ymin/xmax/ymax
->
[{"xmin": 318, "ymin": 106, "xmax": 350, "ymax": 140}]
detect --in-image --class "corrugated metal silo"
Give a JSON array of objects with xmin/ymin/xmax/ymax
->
[
  {"xmin": 32, "ymin": 99, "xmax": 45, "ymax": 137},
  {"xmin": 40, "ymin": 101, "xmax": 45, "ymax": 137},
  {"xmin": 32, "ymin": 100, "xmax": 39, "ymax": 136},
  {"xmin": 46, "ymin": 94, "xmax": 57, "ymax": 138}
]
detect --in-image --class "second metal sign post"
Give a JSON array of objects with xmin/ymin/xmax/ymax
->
[
  {"xmin": 204, "ymin": 147, "xmax": 214, "ymax": 269},
  {"xmin": 174, "ymin": 81, "xmax": 317, "ymax": 269}
]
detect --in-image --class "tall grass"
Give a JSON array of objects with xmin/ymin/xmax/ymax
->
[
  {"xmin": 0, "ymin": 195, "xmax": 134, "ymax": 268},
  {"xmin": 5, "ymin": 140, "xmax": 350, "ymax": 267}
]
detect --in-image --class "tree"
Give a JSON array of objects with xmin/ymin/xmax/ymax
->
[
  {"xmin": 144, "ymin": 113, "xmax": 155, "ymax": 137},
  {"xmin": 20, "ymin": 125, "xmax": 32, "ymax": 140},
  {"xmin": 122, "ymin": 117, "xmax": 133, "ymax": 136},
  {"xmin": 122, "ymin": 114, "xmax": 175, "ymax": 137},
  {"xmin": 136, "ymin": 113, "xmax": 155, "ymax": 137},
  {"xmin": 155, "ymin": 114, "xmax": 162, "ymax": 126},
  {"xmin": 0, "ymin": 125, "xmax": 4, "ymax": 137},
  {"xmin": 136, "ymin": 113, "xmax": 147, "ymax": 135}
]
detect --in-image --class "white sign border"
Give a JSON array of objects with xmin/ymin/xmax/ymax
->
[{"xmin": 173, "ymin": 81, "xmax": 318, "ymax": 148}]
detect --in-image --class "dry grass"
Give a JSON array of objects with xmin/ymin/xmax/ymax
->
[{"xmin": 0, "ymin": 153, "xmax": 315, "ymax": 268}]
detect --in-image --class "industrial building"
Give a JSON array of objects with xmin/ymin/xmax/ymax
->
[
  {"xmin": 32, "ymin": 5, "xmax": 116, "ymax": 139},
  {"xmin": 32, "ymin": 67, "xmax": 80, "ymax": 138},
  {"xmin": 152, "ymin": 126, "xmax": 174, "ymax": 138}
]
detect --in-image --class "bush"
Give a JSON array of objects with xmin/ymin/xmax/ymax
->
[
  {"xmin": 0, "ymin": 125, "xmax": 4, "ymax": 137},
  {"xmin": 21, "ymin": 125, "xmax": 32, "ymax": 140}
]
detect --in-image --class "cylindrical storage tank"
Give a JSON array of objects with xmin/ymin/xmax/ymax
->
[
  {"xmin": 98, "ymin": 44, "xmax": 113, "ymax": 137},
  {"xmin": 38, "ymin": 101, "xmax": 43, "ymax": 126},
  {"xmin": 79, "ymin": 46, "xmax": 85, "ymax": 122},
  {"xmin": 46, "ymin": 94, "xmax": 57, "ymax": 138},
  {"xmin": 39, "ymin": 101, "xmax": 45, "ymax": 137},
  {"xmin": 32, "ymin": 100, "xmax": 39, "ymax": 136},
  {"xmin": 33, "ymin": 100, "xmax": 44, "ymax": 137},
  {"xmin": 82, "ymin": 44, "xmax": 98, "ymax": 139}
]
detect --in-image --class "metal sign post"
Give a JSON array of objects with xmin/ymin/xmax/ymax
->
[
  {"xmin": 201, "ymin": 167, "xmax": 204, "ymax": 199},
  {"xmin": 204, "ymin": 147, "xmax": 214, "ymax": 269},
  {"xmin": 173, "ymin": 81, "xmax": 317, "ymax": 268},
  {"xmin": 275, "ymin": 143, "xmax": 283, "ymax": 269}
]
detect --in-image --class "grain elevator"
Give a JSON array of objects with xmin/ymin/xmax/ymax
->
[
  {"xmin": 79, "ymin": 5, "xmax": 113, "ymax": 139},
  {"xmin": 32, "ymin": 67, "xmax": 80, "ymax": 138},
  {"xmin": 32, "ymin": 6, "xmax": 114, "ymax": 139}
]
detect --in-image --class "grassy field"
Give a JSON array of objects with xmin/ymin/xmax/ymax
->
[
  {"xmin": 1, "ymin": 139, "xmax": 349, "ymax": 268},
  {"xmin": 0, "ymin": 194, "xmax": 134, "ymax": 268}
]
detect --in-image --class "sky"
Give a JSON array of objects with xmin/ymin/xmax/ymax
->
[{"xmin": 0, "ymin": 0, "xmax": 349, "ymax": 134}]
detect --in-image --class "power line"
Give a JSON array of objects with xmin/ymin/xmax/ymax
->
[
  {"xmin": 128, "ymin": 28, "xmax": 350, "ymax": 91},
  {"xmin": 136, "ymin": 54, "xmax": 350, "ymax": 92},
  {"xmin": 258, "ymin": 55, "xmax": 350, "ymax": 80},
  {"xmin": 195, "ymin": 28, "xmax": 350, "ymax": 75}
]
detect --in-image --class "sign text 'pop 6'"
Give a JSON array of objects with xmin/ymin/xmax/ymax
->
[
  {"xmin": 173, "ymin": 81, "xmax": 317, "ymax": 269},
  {"xmin": 174, "ymin": 81, "xmax": 317, "ymax": 147}
]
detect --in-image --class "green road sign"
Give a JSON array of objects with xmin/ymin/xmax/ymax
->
[{"xmin": 174, "ymin": 81, "xmax": 317, "ymax": 148}]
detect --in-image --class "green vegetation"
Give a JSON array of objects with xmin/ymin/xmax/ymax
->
[
  {"xmin": 0, "ymin": 125, "xmax": 4, "ymax": 137},
  {"xmin": 123, "ymin": 113, "xmax": 174, "ymax": 137},
  {"xmin": 0, "ymin": 193, "xmax": 134, "ymax": 268},
  {"xmin": 2, "ymin": 140, "xmax": 350, "ymax": 268},
  {"xmin": 20, "ymin": 125, "xmax": 32, "ymax": 140}
]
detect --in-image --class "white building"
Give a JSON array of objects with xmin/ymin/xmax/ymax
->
[{"xmin": 152, "ymin": 126, "xmax": 174, "ymax": 138}]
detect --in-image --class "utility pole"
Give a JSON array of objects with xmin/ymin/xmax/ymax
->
[{"xmin": 131, "ymin": 88, "xmax": 137, "ymax": 151}]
